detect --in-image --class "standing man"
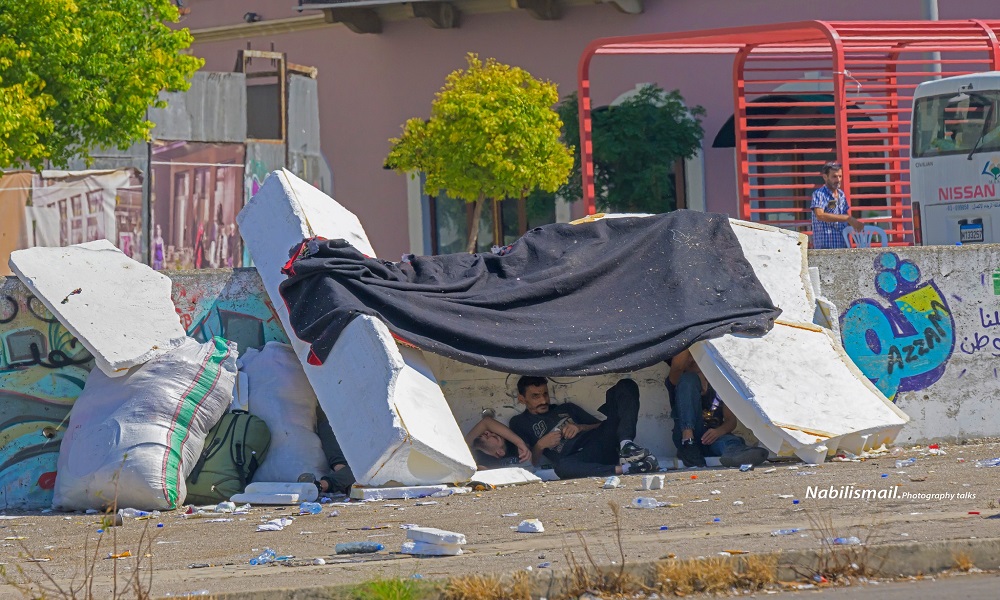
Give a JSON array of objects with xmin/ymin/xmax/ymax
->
[
  {"xmin": 811, "ymin": 161, "xmax": 863, "ymax": 249},
  {"xmin": 509, "ymin": 376, "xmax": 658, "ymax": 479}
]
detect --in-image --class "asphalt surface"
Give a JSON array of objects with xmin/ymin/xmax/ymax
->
[{"xmin": 1, "ymin": 440, "xmax": 999, "ymax": 599}]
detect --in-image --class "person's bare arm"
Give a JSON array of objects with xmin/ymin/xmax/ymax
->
[
  {"xmin": 486, "ymin": 418, "xmax": 531, "ymax": 462},
  {"xmin": 464, "ymin": 417, "xmax": 492, "ymax": 447},
  {"xmin": 813, "ymin": 206, "xmax": 863, "ymax": 231},
  {"xmin": 701, "ymin": 404, "xmax": 739, "ymax": 445}
]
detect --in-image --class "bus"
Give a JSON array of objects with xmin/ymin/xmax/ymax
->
[{"xmin": 910, "ymin": 72, "xmax": 1000, "ymax": 245}]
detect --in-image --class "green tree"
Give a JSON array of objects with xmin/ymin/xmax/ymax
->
[
  {"xmin": 386, "ymin": 53, "xmax": 573, "ymax": 253},
  {"xmin": 0, "ymin": 0, "xmax": 203, "ymax": 171},
  {"xmin": 557, "ymin": 84, "xmax": 705, "ymax": 214}
]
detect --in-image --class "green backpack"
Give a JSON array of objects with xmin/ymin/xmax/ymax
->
[{"xmin": 186, "ymin": 410, "xmax": 271, "ymax": 505}]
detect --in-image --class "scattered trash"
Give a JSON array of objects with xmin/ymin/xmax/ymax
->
[
  {"xmin": 119, "ymin": 508, "xmax": 158, "ymax": 518},
  {"xmin": 517, "ymin": 519, "xmax": 545, "ymax": 533},
  {"xmin": 829, "ymin": 536, "xmax": 862, "ymax": 545},
  {"xmin": 257, "ymin": 518, "xmax": 294, "ymax": 532},
  {"xmin": 710, "ymin": 490, "xmax": 722, "ymax": 495},
  {"xmin": 334, "ymin": 541, "xmax": 384, "ymax": 554},
  {"xmin": 895, "ymin": 458, "xmax": 916, "ymax": 468},
  {"xmin": 723, "ymin": 550, "xmax": 749, "ymax": 555},
  {"xmin": 659, "ymin": 526, "xmax": 669, "ymax": 530},
  {"xmin": 733, "ymin": 501, "xmax": 744, "ymax": 506},
  {"xmin": 763, "ymin": 468, "xmax": 777, "ymax": 473},
  {"xmin": 974, "ymin": 458, "xmax": 1000, "ymax": 468},
  {"xmin": 249, "ymin": 548, "xmax": 277, "ymax": 565},
  {"xmin": 771, "ymin": 528, "xmax": 801, "ymax": 536},
  {"xmin": 689, "ymin": 499, "xmax": 710, "ymax": 503},
  {"xmin": 792, "ymin": 500, "xmax": 800, "ymax": 505},
  {"xmin": 928, "ymin": 448, "xmax": 946, "ymax": 456},
  {"xmin": 642, "ymin": 475, "xmax": 665, "ymax": 490},
  {"xmin": 430, "ymin": 487, "xmax": 472, "ymax": 498},
  {"xmin": 163, "ymin": 590, "xmax": 210, "ymax": 597},
  {"xmin": 630, "ymin": 497, "xmax": 660, "ymax": 509},
  {"xmin": 777, "ymin": 494, "xmax": 793, "ymax": 499},
  {"xmin": 881, "ymin": 474, "xmax": 889, "ymax": 478},
  {"xmin": 538, "ymin": 562, "xmax": 551, "ymax": 568},
  {"xmin": 203, "ymin": 518, "xmax": 233, "ymax": 523},
  {"xmin": 969, "ymin": 511, "xmax": 981, "ymax": 515},
  {"xmin": 402, "ymin": 526, "xmax": 467, "ymax": 555},
  {"xmin": 313, "ymin": 558, "xmax": 326, "ymax": 565},
  {"xmin": 502, "ymin": 512, "xmax": 520, "ymax": 517},
  {"xmin": 713, "ymin": 517, "xmax": 721, "ymax": 522},
  {"xmin": 299, "ymin": 502, "xmax": 322, "ymax": 515},
  {"xmin": 603, "ymin": 476, "xmax": 620, "ymax": 489},
  {"xmin": 216, "ymin": 501, "xmax": 236, "ymax": 513},
  {"xmin": 187, "ymin": 563, "xmax": 212, "ymax": 569},
  {"xmin": 890, "ymin": 447, "xmax": 903, "ymax": 457},
  {"xmin": 739, "ymin": 464, "xmax": 754, "ymax": 472},
  {"xmin": 415, "ymin": 501, "xmax": 438, "ymax": 506}
]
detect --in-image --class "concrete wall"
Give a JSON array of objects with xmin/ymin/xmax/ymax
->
[
  {"xmin": 4, "ymin": 241, "xmax": 999, "ymax": 506},
  {"xmin": 810, "ymin": 244, "xmax": 1000, "ymax": 443}
]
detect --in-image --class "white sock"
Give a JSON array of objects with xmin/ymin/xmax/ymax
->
[
  {"xmin": 621, "ymin": 463, "xmax": 631, "ymax": 474},
  {"xmin": 620, "ymin": 439, "xmax": 633, "ymax": 449}
]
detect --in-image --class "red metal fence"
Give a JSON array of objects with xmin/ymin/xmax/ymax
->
[{"xmin": 578, "ymin": 20, "xmax": 1000, "ymax": 246}]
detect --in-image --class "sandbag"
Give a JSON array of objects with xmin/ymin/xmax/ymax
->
[
  {"xmin": 52, "ymin": 337, "xmax": 238, "ymax": 511},
  {"xmin": 185, "ymin": 410, "xmax": 271, "ymax": 504},
  {"xmin": 243, "ymin": 342, "xmax": 329, "ymax": 482}
]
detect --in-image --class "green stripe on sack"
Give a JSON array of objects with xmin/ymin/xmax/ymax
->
[{"xmin": 163, "ymin": 337, "xmax": 230, "ymax": 508}]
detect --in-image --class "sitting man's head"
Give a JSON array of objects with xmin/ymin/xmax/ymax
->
[{"xmin": 517, "ymin": 375, "xmax": 551, "ymax": 415}]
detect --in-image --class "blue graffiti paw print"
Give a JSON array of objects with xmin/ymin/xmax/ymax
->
[
  {"xmin": 874, "ymin": 253, "xmax": 921, "ymax": 299},
  {"xmin": 840, "ymin": 252, "xmax": 955, "ymax": 400}
]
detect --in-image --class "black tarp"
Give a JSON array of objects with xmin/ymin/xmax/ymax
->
[{"xmin": 278, "ymin": 211, "xmax": 781, "ymax": 376}]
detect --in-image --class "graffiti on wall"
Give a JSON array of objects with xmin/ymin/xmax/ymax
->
[
  {"xmin": 840, "ymin": 253, "xmax": 956, "ymax": 401},
  {"xmin": 0, "ymin": 289, "xmax": 92, "ymax": 509}
]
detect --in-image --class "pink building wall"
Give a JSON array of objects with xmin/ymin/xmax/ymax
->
[{"xmin": 184, "ymin": 0, "xmax": 999, "ymax": 259}]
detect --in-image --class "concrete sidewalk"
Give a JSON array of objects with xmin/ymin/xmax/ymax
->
[{"xmin": 2, "ymin": 440, "xmax": 999, "ymax": 599}]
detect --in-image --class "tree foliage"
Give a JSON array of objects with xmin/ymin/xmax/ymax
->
[
  {"xmin": 0, "ymin": 0, "xmax": 203, "ymax": 170},
  {"xmin": 386, "ymin": 53, "xmax": 573, "ymax": 252},
  {"xmin": 557, "ymin": 85, "xmax": 705, "ymax": 214}
]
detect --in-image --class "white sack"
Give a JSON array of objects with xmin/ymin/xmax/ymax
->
[
  {"xmin": 244, "ymin": 342, "xmax": 329, "ymax": 482},
  {"xmin": 52, "ymin": 337, "xmax": 237, "ymax": 511}
]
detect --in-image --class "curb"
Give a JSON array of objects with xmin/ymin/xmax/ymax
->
[{"xmin": 165, "ymin": 536, "xmax": 1000, "ymax": 599}]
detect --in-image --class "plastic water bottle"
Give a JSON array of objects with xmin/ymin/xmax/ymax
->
[
  {"xmin": 975, "ymin": 457, "xmax": 1000, "ymax": 468},
  {"xmin": 895, "ymin": 458, "xmax": 916, "ymax": 468},
  {"xmin": 119, "ymin": 508, "xmax": 151, "ymax": 518},
  {"xmin": 334, "ymin": 541, "xmax": 384, "ymax": 554},
  {"xmin": 249, "ymin": 548, "xmax": 276, "ymax": 565},
  {"xmin": 299, "ymin": 502, "xmax": 322, "ymax": 515},
  {"xmin": 630, "ymin": 497, "xmax": 659, "ymax": 509},
  {"xmin": 770, "ymin": 528, "xmax": 801, "ymax": 536},
  {"xmin": 830, "ymin": 536, "xmax": 861, "ymax": 546}
]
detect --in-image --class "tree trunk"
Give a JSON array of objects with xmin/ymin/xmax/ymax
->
[{"xmin": 465, "ymin": 194, "xmax": 486, "ymax": 253}]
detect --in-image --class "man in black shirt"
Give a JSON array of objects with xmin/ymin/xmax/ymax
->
[
  {"xmin": 508, "ymin": 376, "xmax": 658, "ymax": 479},
  {"xmin": 667, "ymin": 349, "xmax": 768, "ymax": 468}
]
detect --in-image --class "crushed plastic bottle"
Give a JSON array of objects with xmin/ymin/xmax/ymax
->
[
  {"xmin": 630, "ymin": 497, "xmax": 659, "ymax": 509},
  {"xmin": 895, "ymin": 458, "xmax": 916, "ymax": 469},
  {"xmin": 770, "ymin": 528, "xmax": 801, "ymax": 536},
  {"xmin": 890, "ymin": 447, "xmax": 903, "ymax": 457},
  {"xmin": 829, "ymin": 536, "xmax": 862, "ymax": 546},
  {"xmin": 334, "ymin": 541, "xmax": 384, "ymax": 554},
  {"xmin": 299, "ymin": 502, "xmax": 323, "ymax": 515},
  {"xmin": 975, "ymin": 457, "xmax": 1000, "ymax": 468},
  {"xmin": 216, "ymin": 501, "xmax": 236, "ymax": 513},
  {"xmin": 119, "ymin": 508, "xmax": 158, "ymax": 518},
  {"xmin": 249, "ymin": 548, "xmax": 276, "ymax": 565}
]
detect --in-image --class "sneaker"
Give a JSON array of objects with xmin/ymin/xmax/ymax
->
[
  {"xmin": 720, "ymin": 447, "xmax": 769, "ymax": 468},
  {"xmin": 629, "ymin": 455, "xmax": 659, "ymax": 474},
  {"xmin": 297, "ymin": 472, "xmax": 323, "ymax": 494},
  {"xmin": 676, "ymin": 442, "xmax": 706, "ymax": 468},
  {"xmin": 619, "ymin": 441, "xmax": 651, "ymax": 464}
]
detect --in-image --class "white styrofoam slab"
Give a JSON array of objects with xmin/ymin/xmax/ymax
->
[
  {"xmin": 400, "ymin": 540, "xmax": 463, "ymax": 556},
  {"xmin": 8, "ymin": 240, "xmax": 186, "ymax": 376},
  {"xmin": 728, "ymin": 220, "xmax": 815, "ymax": 325},
  {"xmin": 229, "ymin": 492, "xmax": 300, "ymax": 504},
  {"xmin": 245, "ymin": 482, "xmax": 318, "ymax": 502},
  {"xmin": 237, "ymin": 170, "xmax": 476, "ymax": 487},
  {"xmin": 692, "ymin": 324, "xmax": 909, "ymax": 463},
  {"xmin": 406, "ymin": 526, "xmax": 467, "ymax": 545},
  {"xmin": 469, "ymin": 467, "xmax": 541, "ymax": 487},
  {"xmin": 348, "ymin": 484, "xmax": 450, "ymax": 501}
]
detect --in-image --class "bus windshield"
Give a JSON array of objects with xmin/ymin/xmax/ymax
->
[{"xmin": 912, "ymin": 90, "xmax": 1000, "ymax": 158}]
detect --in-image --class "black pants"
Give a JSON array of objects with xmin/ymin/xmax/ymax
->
[
  {"xmin": 551, "ymin": 379, "xmax": 640, "ymax": 479},
  {"xmin": 316, "ymin": 406, "xmax": 357, "ymax": 494}
]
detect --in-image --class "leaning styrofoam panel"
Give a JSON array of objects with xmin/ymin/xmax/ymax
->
[
  {"xmin": 8, "ymin": 240, "xmax": 186, "ymax": 377},
  {"xmin": 691, "ymin": 323, "xmax": 909, "ymax": 463},
  {"xmin": 237, "ymin": 169, "xmax": 476, "ymax": 486},
  {"xmin": 728, "ymin": 220, "xmax": 815, "ymax": 325}
]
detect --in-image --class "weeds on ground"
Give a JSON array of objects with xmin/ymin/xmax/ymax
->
[
  {"xmin": 786, "ymin": 510, "xmax": 887, "ymax": 584},
  {"xmin": 0, "ymin": 456, "xmax": 160, "ymax": 599},
  {"xmin": 952, "ymin": 551, "xmax": 976, "ymax": 573},
  {"xmin": 442, "ymin": 571, "xmax": 531, "ymax": 600},
  {"xmin": 352, "ymin": 576, "xmax": 436, "ymax": 600},
  {"xmin": 654, "ymin": 554, "xmax": 777, "ymax": 595},
  {"xmin": 561, "ymin": 501, "xmax": 642, "ymax": 598}
]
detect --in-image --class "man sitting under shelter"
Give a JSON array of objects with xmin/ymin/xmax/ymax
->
[
  {"xmin": 508, "ymin": 376, "xmax": 658, "ymax": 479},
  {"xmin": 465, "ymin": 414, "xmax": 531, "ymax": 469},
  {"xmin": 668, "ymin": 349, "xmax": 769, "ymax": 468}
]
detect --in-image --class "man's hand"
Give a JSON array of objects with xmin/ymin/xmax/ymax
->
[
  {"xmin": 536, "ymin": 429, "xmax": 563, "ymax": 450},
  {"xmin": 515, "ymin": 442, "xmax": 531, "ymax": 463},
  {"xmin": 560, "ymin": 422, "xmax": 581, "ymax": 439},
  {"xmin": 847, "ymin": 215, "xmax": 863, "ymax": 232},
  {"xmin": 701, "ymin": 428, "xmax": 722, "ymax": 445}
]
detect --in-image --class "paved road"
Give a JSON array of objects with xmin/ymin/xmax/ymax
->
[{"xmin": 749, "ymin": 573, "xmax": 1000, "ymax": 599}]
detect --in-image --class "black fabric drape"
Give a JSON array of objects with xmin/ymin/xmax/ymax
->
[{"xmin": 278, "ymin": 211, "xmax": 781, "ymax": 376}]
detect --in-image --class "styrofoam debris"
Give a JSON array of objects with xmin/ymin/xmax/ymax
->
[
  {"xmin": 230, "ymin": 492, "xmax": 300, "ymax": 505},
  {"xmin": 245, "ymin": 482, "xmax": 318, "ymax": 502},
  {"xmin": 406, "ymin": 526, "xmax": 467, "ymax": 545},
  {"xmin": 350, "ymin": 485, "xmax": 451, "ymax": 501},
  {"xmin": 400, "ymin": 540, "xmax": 463, "ymax": 556},
  {"xmin": 256, "ymin": 517, "xmax": 294, "ymax": 532},
  {"xmin": 516, "ymin": 519, "xmax": 545, "ymax": 533},
  {"xmin": 469, "ymin": 467, "xmax": 542, "ymax": 487},
  {"xmin": 9, "ymin": 240, "xmax": 186, "ymax": 377}
]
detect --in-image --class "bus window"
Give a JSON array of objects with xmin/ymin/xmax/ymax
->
[{"xmin": 913, "ymin": 91, "xmax": 999, "ymax": 157}]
